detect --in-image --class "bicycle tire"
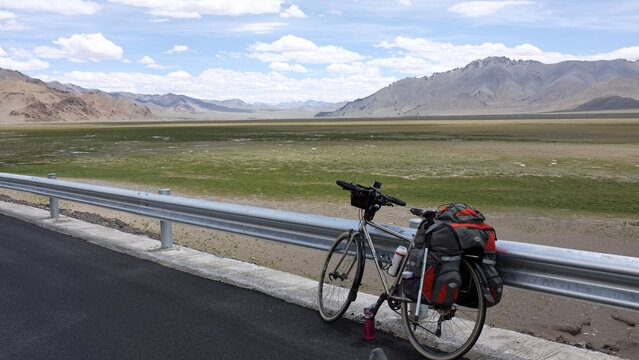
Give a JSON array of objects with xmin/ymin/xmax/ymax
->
[
  {"xmin": 400, "ymin": 258, "xmax": 486, "ymax": 360},
  {"xmin": 318, "ymin": 231, "xmax": 364, "ymax": 322}
]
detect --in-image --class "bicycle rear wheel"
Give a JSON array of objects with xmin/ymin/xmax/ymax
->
[
  {"xmin": 318, "ymin": 232, "xmax": 364, "ymax": 322},
  {"xmin": 400, "ymin": 258, "xmax": 486, "ymax": 360}
]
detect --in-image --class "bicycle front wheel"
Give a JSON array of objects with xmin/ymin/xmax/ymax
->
[
  {"xmin": 400, "ymin": 258, "xmax": 486, "ymax": 360},
  {"xmin": 318, "ymin": 231, "xmax": 364, "ymax": 322}
]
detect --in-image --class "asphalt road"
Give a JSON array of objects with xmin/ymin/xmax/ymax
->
[{"xmin": 0, "ymin": 214, "xmax": 424, "ymax": 360}]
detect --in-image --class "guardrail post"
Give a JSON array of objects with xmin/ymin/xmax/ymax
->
[
  {"xmin": 47, "ymin": 173, "xmax": 59, "ymax": 218},
  {"xmin": 158, "ymin": 189, "xmax": 173, "ymax": 248}
]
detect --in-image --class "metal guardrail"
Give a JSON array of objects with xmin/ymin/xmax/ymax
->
[{"xmin": 0, "ymin": 172, "xmax": 638, "ymax": 312}]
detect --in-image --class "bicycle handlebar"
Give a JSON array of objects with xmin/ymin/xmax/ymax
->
[
  {"xmin": 336, "ymin": 180, "xmax": 406, "ymax": 207},
  {"xmin": 336, "ymin": 179, "xmax": 358, "ymax": 191}
]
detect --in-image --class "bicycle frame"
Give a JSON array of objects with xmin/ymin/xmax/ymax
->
[{"xmin": 357, "ymin": 218, "xmax": 415, "ymax": 301}]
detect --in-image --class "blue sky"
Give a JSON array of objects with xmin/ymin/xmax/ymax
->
[{"xmin": 1, "ymin": 0, "xmax": 638, "ymax": 104}]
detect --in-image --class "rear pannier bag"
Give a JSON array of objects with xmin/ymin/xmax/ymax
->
[
  {"xmin": 403, "ymin": 223, "xmax": 463, "ymax": 308},
  {"xmin": 404, "ymin": 203, "xmax": 503, "ymax": 308}
]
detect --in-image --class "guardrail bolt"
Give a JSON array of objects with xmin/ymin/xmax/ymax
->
[
  {"xmin": 47, "ymin": 173, "xmax": 59, "ymax": 218},
  {"xmin": 158, "ymin": 189, "xmax": 173, "ymax": 248}
]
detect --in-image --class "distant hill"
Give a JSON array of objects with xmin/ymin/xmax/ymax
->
[
  {"xmin": 47, "ymin": 80, "xmax": 342, "ymax": 120},
  {"xmin": 571, "ymin": 96, "xmax": 639, "ymax": 111},
  {"xmin": 1, "ymin": 69, "xmax": 153, "ymax": 123},
  {"xmin": 316, "ymin": 57, "xmax": 639, "ymax": 117},
  {"xmin": 110, "ymin": 92, "xmax": 254, "ymax": 115}
]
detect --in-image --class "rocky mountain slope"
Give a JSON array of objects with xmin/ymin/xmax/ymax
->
[
  {"xmin": 1, "ymin": 69, "xmax": 153, "ymax": 123},
  {"xmin": 316, "ymin": 57, "xmax": 639, "ymax": 117}
]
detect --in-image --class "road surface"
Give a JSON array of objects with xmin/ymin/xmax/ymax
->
[{"xmin": 0, "ymin": 213, "xmax": 424, "ymax": 359}]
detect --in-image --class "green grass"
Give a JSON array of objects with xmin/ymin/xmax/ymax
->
[{"xmin": 1, "ymin": 118, "xmax": 638, "ymax": 217}]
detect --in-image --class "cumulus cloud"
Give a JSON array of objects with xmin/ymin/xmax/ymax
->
[
  {"xmin": 231, "ymin": 22, "xmax": 286, "ymax": 34},
  {"xmin": 137, "ymin": 55, "xmax": 173, "ymax": 69},
  {"xmin": 248, "ymin": 35, "xmax": 365, "ymax": 64},
  {"xmin": 269, "ymin": 62, "xmax": 308, "ymax": 73},
  {"xmin": 448, "ymin": 1, "xmax": 534, "ymax": 18},
  {"xmin": 109, "ymin": 0, "xmax": 283, "ymax": 18},
  {"xmin": 165, "ymin": 45, "xmax": 189, "ymax": 54},
  {"xmin": 0, "ymin": 0, "xmax": 101, "ymax": 15},
  {"xmin": 35, "ymin": 33, "xmax": 123, "ymax": 62},
  {"xmin": 280, "ymin": 4, "xmax": 306, "ymax": 18}
]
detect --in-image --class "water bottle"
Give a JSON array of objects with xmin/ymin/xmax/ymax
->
[
  {"xmin": 387, "ymin": 245, "xmax": 408, "ymax": 277},
  {"xmin": 363, "ymin": 307, "xmax": 376, "ymax": 340}
]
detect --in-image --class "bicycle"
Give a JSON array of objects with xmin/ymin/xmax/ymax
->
[{"xmin": 318, "ymin": 180, "xmax": 487, "ymax": 360}]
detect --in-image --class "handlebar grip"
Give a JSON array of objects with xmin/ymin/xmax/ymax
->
[
  {"xmin": 336, "ymin": 180, "xmax": 358, "ymax": 191},
  {"xmin": 386, "ymin": 194, "xmax": 406, "ymax": 207}
]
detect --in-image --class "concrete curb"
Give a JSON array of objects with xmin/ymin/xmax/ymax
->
[{"xmin": 0, "ymin": 201, "xmax": 624, "ymax": 360}]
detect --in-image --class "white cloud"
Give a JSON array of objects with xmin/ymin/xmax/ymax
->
[
  {"xmin": 0, "ymin": 19, "xmax": 25, "ymax": 31},
  {"xmin": 165, "ymin": 45, "xmax": 189, "ymax": 54},
  {"xmin": 0, "ymin": 10, "xmax": 15, "ymax": 19},
  {"xmin": 0, "ymin": 55, "xmax": 49, "ymax": 71},
  {"xmin": 138, "ymin": 56, "xmax": 154, "ymax": 65},
  {"xmin": 1, "ymin": 46, "xmax": 49, "ymax": 71},
  {"xmin": 0, "ymin": 0, "xmax": 101, "ymax": 15},
  {"xmin": 34, "ymin": 33, "xmax": 123, "ymax": 62},
  {"xmin": 280, "ymin": 4, "xmax": 306, "ymax": 18},
  {"xmin": 367, "ymin": 56, "xmax": 441, "ymax": 75},
  {"xmin": 34, "ymin": 45, "xmax": 68, "ymax": 59},
  {"xmin": 232, "ymin": 22, "xmax": 286, "ymax": 34},
  {"xmin": 0, "ymin": 10, "xmax": 25, "ymax": 30},
  {"xmin": 269, "ymin": 62, "xmax": 308, "ymax": 73},
  {"xmin": 109, "ymin": 0, "xmax": 283, "ymax": 18},
  {"xmin": 396, "ymin": 0, "xmax": 412, "ymax": 5},
  {"xmin": 137, "ymin": 55, "xmax": 173, "ymax": 69},
  {"xmin": 375, "ymin": 36, "xmax": 639, "ymax": 77},
  {"xmin": 248, "ymin": 35, "xmax": 365, "ymax": 64},
  {"xmin": 37, "ymin": 68, "xmax": 395, "ymax": 103},
  {"xmin": 582, "ymin": 46, "xmax": 639, "ymax": 61},
  {"xmin": 326, "ymin": 62, "xmax": 381, "ymax": 77},
  {"xmin": 449, "ymin": 1, "xmax": 534, "ymax": 18}
]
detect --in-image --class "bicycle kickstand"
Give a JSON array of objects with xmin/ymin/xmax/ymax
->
[{"xmin": 371, "ymin": 292, "xmax": 388, "ymax": 316}]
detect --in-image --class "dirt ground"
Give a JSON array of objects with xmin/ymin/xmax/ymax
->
[{"xmin": 1, "ymin": 184, "xmax": 638, "ymax": 359}]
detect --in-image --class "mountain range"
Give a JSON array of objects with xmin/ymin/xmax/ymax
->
[
  {"xmin": 316, "ymin": 57, "xmax": 639, "ymax": 117},
  {"xmin": 45, "ymin": 81, "xmax": 342, "ymax": 120},
  {"xmin": 0, "ymin": 69, "xmax": 153, "ymax": 123},
  {"xmin": 2, "ymin": 57, "xmax": 639, "ymax": 123}
]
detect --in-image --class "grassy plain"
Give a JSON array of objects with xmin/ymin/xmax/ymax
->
[{"xmin": 1, "ymin": 117, "xmax": 638, "ymax": 217}]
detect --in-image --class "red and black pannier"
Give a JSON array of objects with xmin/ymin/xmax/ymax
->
[{"xmin": 403, "ymin": 203, "xmax": 503, "ymax": 308}]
